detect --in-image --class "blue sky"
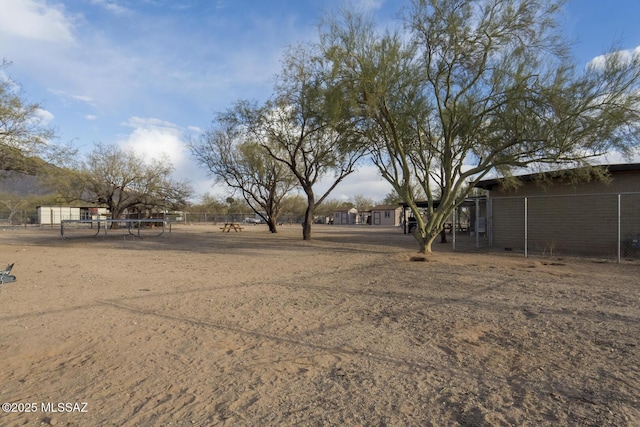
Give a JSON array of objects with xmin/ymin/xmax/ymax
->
[{"xmin": 1, "ymin": 0, "xmax": 639, "ymax": 203}]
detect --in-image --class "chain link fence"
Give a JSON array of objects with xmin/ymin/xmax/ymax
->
[
  {"xmin": 176, "ymin": 212, "xmax": 306, "ymax": 225},
  {"xmin": 449, "ymin": 197, "xmax": 491, "ymax": 252},
  {"xmin": 0, "ymin": 209, "xmax": 35, "ymax": 227},
  {"xmin": 485, "ymin": 192, "xmax": 640, "ymax": 262},
  {"xmin": 0, "ymin": 209, "xmax": 306, "ymax": 227},
  {"xmin": 5, "ymin": 197, "xmax": 638, "ymax": 263}
]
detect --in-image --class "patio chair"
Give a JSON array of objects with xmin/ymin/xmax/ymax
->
[{"xmin": 0, "ymin": 263, "xmax": 16, "ymax": 287}]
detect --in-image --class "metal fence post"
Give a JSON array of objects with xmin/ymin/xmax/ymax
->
[
  {"xmin": 488, "ymin": 198, "xmax": 492, "ymax": 247},
  {"xmin": 617, "ymin": 194, "xmax": 621, "ymax": 264},
  {"xmin": 475, "ymin": 198, "xmax": 480, "ymax": 248}
]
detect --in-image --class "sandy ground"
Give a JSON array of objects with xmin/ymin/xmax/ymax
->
[{"xmin": 0, "ymin": 223, "xmax": 638, "ymax": 427}]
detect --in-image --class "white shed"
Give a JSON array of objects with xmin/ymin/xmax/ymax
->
[{"xmin": 37, "ymin": 206, "xmax": 110, "ymax": 225}]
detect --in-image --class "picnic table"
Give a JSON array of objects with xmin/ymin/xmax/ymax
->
[{"xmin": 220, "ymin": 223, "xmax": 244, "ymax": 232}]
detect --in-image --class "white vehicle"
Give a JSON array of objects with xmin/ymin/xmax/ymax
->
[{"xmin": 243, "ymin": 217, "xmax": 261, "ymax": 224}]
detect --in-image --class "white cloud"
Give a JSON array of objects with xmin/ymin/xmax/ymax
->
[
  {"xmin": 357, "ymin": 0, "xmax": 385, "ymax": 11},
  {"xmin": 116, "ymin": 116, "xmax": 217, "ymax": 196},
  {"xmin": 89, "ymin": 0, "xmax": 129, "ymax": 15},
  {"xmin": 119, "ymin": 116, "xmax": 184, "ymax": 165},
  {"xmin": 316, "ymin": 164, "xmax": 392, "ymax": 203},
  {"xmin": 70, "ymin": 94, "xmax": 95, "ymax": 103},
  {"xmin": 0, "ymin": 0, "xmax": 75, "ymax": 43},
  {"xmin": 593, "ymin": 149, "xmax": 640, "ymax": 165},
  {"xmin": 123, "ymin": 116, "xmax": 179, "ymax": 131},
  {"xmin": 587, "ymin": 46, "xmax": 640, "ymax": 70},
  {"xmin": 49, "ymin": 89, "xmax": 97, "ymax": 107},
  {"xmin": 35, "ymin": 108, "xmax": 54, "ymax": 125},
  {"xmin": 85, "ymin": 114, "xmax": 97, "ymax": 120}
]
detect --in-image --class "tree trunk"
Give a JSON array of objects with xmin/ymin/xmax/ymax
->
[
  {"xmin": 418, "ymin": 238, "xmax": 427, "ymax": 254},
  {"xmin": 416, "ymin": 228, "xmax": 439, "ymax": 254},
  {"xmin": 267, "ymin": 220, "xmax": 278, "ymax": 233},
  {"xmin": 301, "ymin": 188, "xmax": 315, "ymax": 240},
  {"xmin": 109, "ymin": 205, "xmax": 123, "ymax": 229},
  {"xmin": 302, "ymin": 207, "xmax": 313, "ymax": 240}
]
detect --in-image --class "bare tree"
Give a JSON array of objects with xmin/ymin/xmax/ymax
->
[
  {"xmin": 188, "ymin": 193, "xmax": 230, "ymax": 216},
  {"xmin": 0, "ymin": 61, "xmax": 73, "ymax": 174},
  {"xmin": 322, "ymin": 0, "xmax": 640, "ymax": 253},
  {"xmin": 280, "ymin": 193, "xmax": 308, "ymax": 224},
  {"xmin": 0, "ymin": 193, "xmax": 27, "ymax": 224},
  {"xmin": 236, "ymin": 46, "xmax": 367, "ymax": 240},
  {"xmin": 191, "ymin": 118, "xmax": 298, "ymax": 233},
  {"xmin": 79, "ymin": 143, "xmax": 192, "ymax": 221},
  {"xmin": 353, "ymin": 194, "xmax": 374, "ymax": 212}
]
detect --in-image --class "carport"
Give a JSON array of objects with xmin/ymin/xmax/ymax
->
[{"xmin": 400, "ymin": 197, "xmax": 488, "ymax": 250}]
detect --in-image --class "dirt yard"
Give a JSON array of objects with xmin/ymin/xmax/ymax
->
[{"xmin": 0, "ymin": 224, "xmax": 638, "ymax": 426}]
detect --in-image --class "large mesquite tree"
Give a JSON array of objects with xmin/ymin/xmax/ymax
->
[
  {"xmin": 80, "ymin": 143, "xmax": 192, "ymax": 220},
  {"xmin": 322, "ymin": 0, "xmax": 640, "ymax": 253}
]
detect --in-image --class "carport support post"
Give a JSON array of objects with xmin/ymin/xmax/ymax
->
[
  {"xmin": 475, "ymin": 198, "xmax": 480, "ymax": 248},
  {"xmin": 524, "ymin": 197, "xmax": 528, "ymax": 258},
  {"xmin": 617, "ymin": 193, "xmax": 621, "ymax": 264},
  {"xmin": 403, "ymin": 205, "xmax": 407, "ymax": 234}
]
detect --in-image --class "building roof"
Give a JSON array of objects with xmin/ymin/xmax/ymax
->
[
  {"xmin": 371, "ymin": 204, "xmax": 402, "ymax": 210},
  {"xmin": 474, "ymin": 163, "xmax": 640, "ymax": 191}
]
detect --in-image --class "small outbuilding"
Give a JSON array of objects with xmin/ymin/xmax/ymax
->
[
  {"xmin": 37, "ymin": 206, "xmax": 110, "ymax": 225},
  {"xmin": 370, "ymin": 205, "xmax": 402, "ymax": 226},
  {"xmin": 333, "ymin": 207, "xmax": 359, "ymax": 225}
]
